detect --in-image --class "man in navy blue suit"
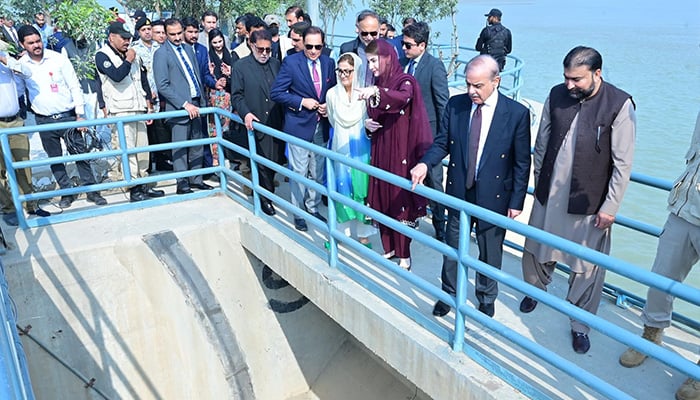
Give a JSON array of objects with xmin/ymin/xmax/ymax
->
[
  {"xmin": 271, "ymin": 26, "xmax": 336, "ymax": 231},
  {"xmin": 411, "ymin": 55, "xmax": 531, "ymax": 318}
]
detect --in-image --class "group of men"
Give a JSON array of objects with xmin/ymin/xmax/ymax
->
[{"xmin": 0, "ymin": 8, "xmax": 697, "ymax": 396}]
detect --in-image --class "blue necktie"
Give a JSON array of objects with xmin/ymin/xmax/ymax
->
[
  {"xmin": 176, "ymin": 46, "xmax": 200, "ymax": 97},
  {"xmin": 407, "ymin": 59, "xmax": 415, "ymax": 75}
]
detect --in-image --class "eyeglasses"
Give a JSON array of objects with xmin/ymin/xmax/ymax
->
[
  {"xmin": 253, "ymin": 44, "xmax": 272, "ymax": 54},
  {"xmin": 335, "ymin": 68, "xmax": 354, "ymax": 76},
  {"xmin": 402, "ymin": 41, "xmax": 418, "ymax": 49},
  {"xmin": 305, "ymin": 44, "xmax": 323, "ymax": 50},
  {"xmin": 360, "ymin": 31, "xmax": 379, "ymax": 37}
]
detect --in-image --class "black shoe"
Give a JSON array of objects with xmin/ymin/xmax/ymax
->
[
  {"xmin": 261, "ymin": 202, "xmax": 276, "ymax": 216},
  {"xmin": 191, "ymin": 182, "xmax": 214, "ymax": 190},
  {"xmin": 59, "ymin": 195, "xmax": 75, "ymax": 208},
  {"xmin": 176, "ymin": 185, "xmax": 193, "ymax": 195},
  {"xmin": 432, "ymin": 301, "xmax": 450, "ymax": 317},
  {"xmin": 322, "ymin": 195, "xmax": 328, "ymax": 206},
  {"xmin": 311, "ymin": 212, "xmax": 327, "ymax": 223},
  {"xmin": 86, "ymin": 192, "xmax": 107, "ymax": 206},
  {"xmin": 28, "ymin": 208, "xmax": 51, "ymax": 217},
  {"xmin": 2, "ymin": 213, "xmax": 18, "ymax": 226},
  {"xmin": 519, "ymin": 296, "xmax": 538, "ymax": 313},
  {"xmin": 130, "ymin": 187, "xmax": 147, "ymax": 202},
  {"xmin": 155, "ymin": 160, "xmax": 173, "ymax": 171},
  {"xmin": 572, "ymin": 331, "xmax": 590, "ymax": 354},
  {"xmin": 206, "ymin": 174, "xmax": 220, "ymax": 183},
  {"xmin": 478, "ymin": 302, "xmax": 495, "ymax": 317},
  {"xmin": 294, "ymin": 218, "xmax": 308, "ymax": 232},
  {"xmin": 144, "ymin": 187, "xmax": 165, "ymax": 198}
]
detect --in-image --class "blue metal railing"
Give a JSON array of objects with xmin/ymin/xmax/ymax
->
[{"xmin": 1, "ymin": 107, "xmax": 699, "ymax": 398}]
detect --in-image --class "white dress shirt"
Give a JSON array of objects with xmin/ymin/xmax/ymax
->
[
  {"xmin": 471, "ymin": 89, "xmax": 499, "ymax": 173},
  {"xmin": 19, "ymin": 49, "xmax": 85, "ymax": 115}
]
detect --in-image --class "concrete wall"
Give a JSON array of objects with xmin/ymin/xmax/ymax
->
[{"xmin": 2, "ymin": 197, "xmax": 431, "ymax": 399}]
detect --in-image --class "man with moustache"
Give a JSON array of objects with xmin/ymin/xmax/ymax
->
[
  {"xmin": 18, "ymin": 25, "xmax": 107, "ymax": 208},
  {"xmin": 230, "ymin": 29, "xmax": 284, "ymax": 216},
  {"xmin": 340, "ymin": 10, "xmax": 380, "ymax": 85},
  {"xmin": 153, "ymin": 18, "xmax": 213, "ymax": 194},
  {"xmin": 96, "ymin": 21, "xmax": 164, "ymax": 202},
  {"xmin": 271, "ymin": 26, "xmax": 336, "ymax": 231},
  {"xmin": 519, "ymin": 46, "xmax": 636, "ymax": 354},
  {"xmin": 411, "ymin": 55, "xmax": 530, "ymax": 318}
]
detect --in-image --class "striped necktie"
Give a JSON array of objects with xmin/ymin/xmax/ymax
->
[{"xmin": 176, "ymin": 46, "xmax": 200, "ymax": 98}]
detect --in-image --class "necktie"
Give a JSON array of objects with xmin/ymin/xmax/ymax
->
[
  {"xmin": 312, "ymin": 60, "xmax": 321, "ymax": 98},
  {"xmin": 466, "ymin": 104, "xmax": 483, "ymax": 189},
  {"xmin": 10, "ymin": 28, "xmax": 18, "ymax": 45},
  {"xmin": 176, "ymin": 46, "xmax": 200, "ymax": 97},
  {"xmin": 407, "ymin": 59, "xmax": 415, "ymax": 75}
]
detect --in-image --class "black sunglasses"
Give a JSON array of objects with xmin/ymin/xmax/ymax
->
[
  {"xmin": 305, "ymin": 44, "xmax": 323, "ymax": 50},
  {"xmin": 402, "ymin": 41, "xmax": 418, "ymax": 49},
  {"xmin": 253, "ymin": 44, "xmax": 272, "ymax": 54},
  {"xmin": 360, "ymin": 31, "xmax": 379, "ymax": 37}
]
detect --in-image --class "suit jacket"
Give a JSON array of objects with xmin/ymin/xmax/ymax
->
[
  {"xmin": 401, "ymin": 52, "xmax": 449, "ymax": 136},
  {"xmin": 339, "ymin": 37, "xmax": 362, "ymax": 55},
  {"xmin": 421, "ymin": 92, "xmax": 531, "ymax": 221},
  {"xmin": 230, "ymin": 55, "xmax": 283, "ymax": 130},
  {"xmin": 270, "ymin": 52, "xmax": 336, "ymax": 142},
  {"xmin": 153, "ymin": 42, "xmax": 206, "ymax": 124},
  {"xmin": 0, "ymin": 26, "xmax": 18, "ymax": 47},
  {"xmin": 193, "ymin": 42, "xmax": 218, "ymax": 90}
]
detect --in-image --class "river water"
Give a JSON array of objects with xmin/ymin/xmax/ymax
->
[{"xmin": 330, "ymin": 0, "xmax": 700, "ymax": 311}]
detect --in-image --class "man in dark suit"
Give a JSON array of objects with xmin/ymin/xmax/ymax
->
[
  {"xmin": 271, "ymin": 26, "xmax": 336, "ymax": 231},
  {"xmin": 153, "ymin": 18, "xmax": 214, "ymax": 194},
  {"xmin": 231, "ymin": 29, "xmax": 284, "ymax": 216},
  {"xmin": 411, "ymin": 55, "xmax": 531, "ymax": 318},
  {"xmin": 401, "ymin": 21, "xmax": 450, "ymax": 241},
  {"xmin": 339, "ymin": 10, "xmax": 379, "ymax": 85}
]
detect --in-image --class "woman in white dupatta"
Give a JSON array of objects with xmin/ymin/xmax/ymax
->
[{"xmin": 326, "ymin": 52, "xmax": 376, "ymax": 247}]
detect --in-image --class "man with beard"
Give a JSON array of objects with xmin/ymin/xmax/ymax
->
[
  {"xmin": 96, "ymin": 21, "xmax": 164, "ymax": 202},
  {"xmin": 230, "ymin": 29, "xmax": 284, "ymax": 216},
  {"xmin": 519, "ymin": 46, "xmax": 636, "ymax": 354},
  {"xmin": 197, "ymin": 11, "xmax": 230, "ymax": 50},
  {"xmin": 18, "ymin": 25, "xmax": 107, "ymax": 208}
]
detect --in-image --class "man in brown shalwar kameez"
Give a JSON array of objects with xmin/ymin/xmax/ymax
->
[{"xmin": 519, "ymin": 46, "xmax": 636, "ymax": 354}]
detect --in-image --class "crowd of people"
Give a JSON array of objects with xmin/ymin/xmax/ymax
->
[{"xmin": 0, "ymin": 6, "xmax": 696, "ymax": 398}]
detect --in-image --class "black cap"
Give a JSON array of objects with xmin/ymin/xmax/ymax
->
[
  {"xmin": 130, "ymin": 10, "xmax": 146, "ymax": 20},
  {"xmin": 485, "ymin": 8, "xmax": 502, "ymax": 18},
  {"xmin": 108, "ymin": 21, "xmax": 133, "ymax": 39},
  {"xmin": 135, "ymin": 18, "xmax": 151, "ymax": 31}
]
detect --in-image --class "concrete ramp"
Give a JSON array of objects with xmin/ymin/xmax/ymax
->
[{"xmin": 3, "ymin": 196, "xmax": 499, "ymax": 399}]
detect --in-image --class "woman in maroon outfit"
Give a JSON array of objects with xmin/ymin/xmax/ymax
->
[{"xmin": 356, "ymin": 39, "xmax": 434, "ymax": 270}]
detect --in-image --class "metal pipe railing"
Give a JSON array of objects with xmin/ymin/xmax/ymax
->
[{"xmin": 1, "ymin": 106, "xmax": 698, "ymax": 399}]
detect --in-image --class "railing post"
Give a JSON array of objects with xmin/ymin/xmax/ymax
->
[
  {"xmin": 116, "ymin": 121, "xmax": 131, "ymax": 185},
  {"xmin": 213, "ymin": 113, "xmax": 226, "ymax": 187},
  {"xmin": 0, "ymin": 132, "xmax": 27, "ymax": 229},
  {"xmin": 246, "ymin": 127, "xmax": 261, "ymax": 216},
  {"xmin": 452, "ymin": 210, "xmax": 470, "ymax": 352},
  {"xmin": 325, "ymin": 156, "xmax": 338, "ymax": 268}
]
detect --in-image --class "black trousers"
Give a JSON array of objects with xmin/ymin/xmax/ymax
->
[
  {"xmin": 440, "ymin": 187, "xmax": 506, "ymax": 305},
  {"xmin": 36, "ymin": 113, "xmax": 97, "ymax": 189}
]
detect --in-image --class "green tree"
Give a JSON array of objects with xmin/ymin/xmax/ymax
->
[
  {"xmin": 319, "ymin": 0, "xmax": 354, "ymax": 46},
  {"xmin": 51, "ymin": 0, "xmax": 112, "ymax": 80},
  {"xmin": 369, "ymin": 0, "xmax": 460, "ymax": 76}
]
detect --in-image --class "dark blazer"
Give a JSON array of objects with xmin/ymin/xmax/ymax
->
[
  {"xmin": 339, "ymin": 37, "xmax": 362, "ymax": 55},
  {"xmin": 421, "ymin": 92, "xmax": 531, "ymax": 223},
  {"xmin": 153, "ymin": 42, "xmax": 206, "ymax": 124},
  {"xmin": 270, "ymin": 52, "xmax": 336, "ymax": 142},
  {"xmin": 401, "ymin": 52, "xmax": 449, "ymax": 136},
  {"xmin": 193, "ymin": 42, "xmax": 218, "ymax": 90},
  {"xmin": 230, "ymin": 55, "xmax": 283, "ymax": 130}
]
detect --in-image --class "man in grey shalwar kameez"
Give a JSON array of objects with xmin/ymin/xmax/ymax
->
[{"xmin": 519, "ymin": 46, "xmax": 636, "ymax": 354}]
